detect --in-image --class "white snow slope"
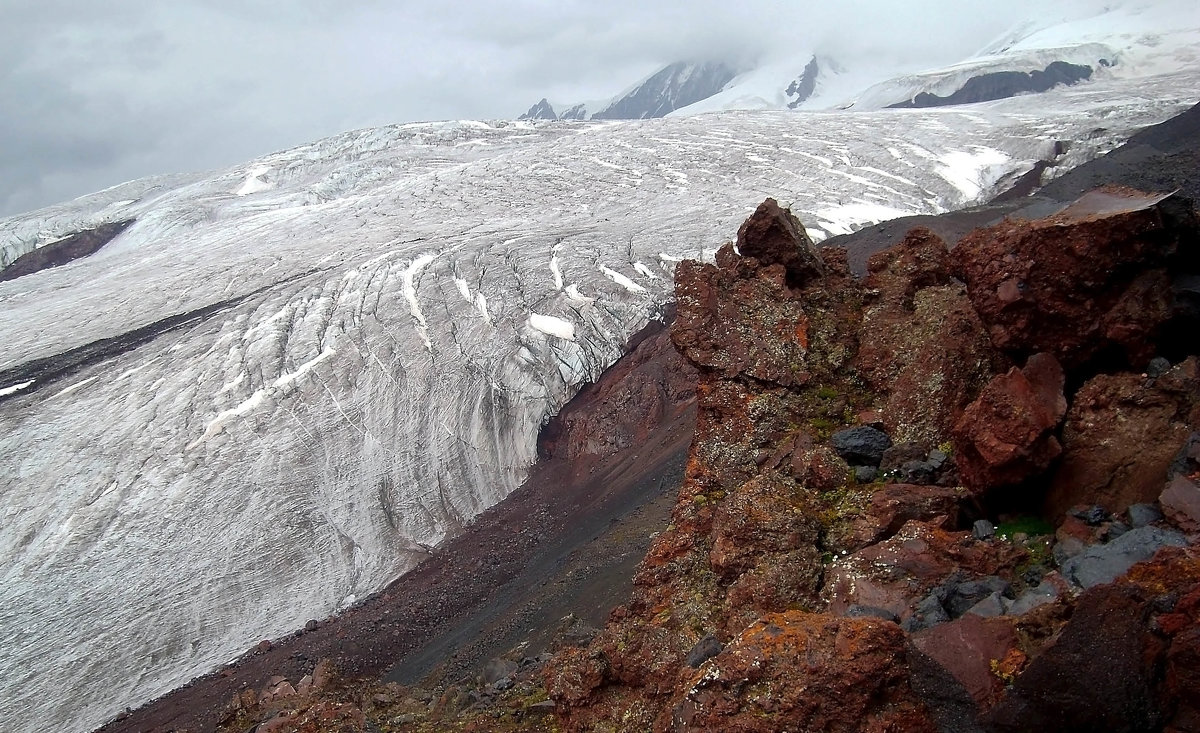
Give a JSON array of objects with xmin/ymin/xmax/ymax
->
[
  {"xmin": 678, "ymin": 0, "xmax": 1200, "ymax": 114},
  {"xmin": 1, "ymin": 71, "xmax": 1198, "ymax": 733}
]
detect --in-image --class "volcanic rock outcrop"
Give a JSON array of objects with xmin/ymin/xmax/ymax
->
[
  {"xmin": 97, "ymin": 184, "xmax": 1200, "ymax": 733},
  {"xmin": 545, "ymin": 189, "xmax": 1200, "ymax": 732}
]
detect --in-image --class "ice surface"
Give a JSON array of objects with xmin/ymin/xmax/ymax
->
[
  {"xmin": 0, "ymin": 71, "xmax": 1198, "ymax": 733},
  {"xmin": 528, "ymin": 313, "xmax": 576, "ymax": 340}
]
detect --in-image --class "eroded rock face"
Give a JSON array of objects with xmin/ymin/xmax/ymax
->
[
  {"xmin": 951, "ymin": 186, "xmax": 1199, "ymax": 370},
  {"xmin": 822, "ymin": 520, "xmax": 1025, "ymax": 624},
  {"xmin": 538, "ymin": 321, "xmax": 697, "ymax": 464},
  {"xmin": 671, "ymin": 254, "xmax": 811, "ymax": 386},
  {"xmin": 665, "ymin": 612, "xmax": 935, "ymax": 733},
  {"xmin": 987, "ymin": 547, "xmax": 1200, "ymax": 733},
  {"xmin": 546, "ymin": 202, "xmax": 868, "ymax": 730},
  {"xmin": 856, "ymin": 228, "xmax": 1004, "ymax": 447},
  {"xmin": 952, "ymin": 353, "xmax": 1067, "ymax": 492},
  {"xmin": 910, "ymin": 614, "xmax": 1020, "ymax": 709},
  {"xmin": 1045, "ymin": 358, "xmax": 1200, "ymax": 518}
]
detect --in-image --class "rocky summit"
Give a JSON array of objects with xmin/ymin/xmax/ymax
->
[{"xmin": 541, "ymin": 190, "xmax": 1200, "ymax": 732}]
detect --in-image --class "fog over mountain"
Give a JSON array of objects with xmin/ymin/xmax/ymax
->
[{"xmin": 6, "ymin": 0, "xmax": 1185, "ymax": 216}]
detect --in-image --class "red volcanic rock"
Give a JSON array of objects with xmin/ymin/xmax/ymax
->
[
  {"xmin": 723, "ymin": 547, "xmax": 825, "ymax": 634},
  {"xmin": 953, "ymin": 353, "xmax": 1067, "ymax": 492},
  {"xmin": 1162, "ymin": 475, "xmax": 1200, "ymax": 531},
  {"xmin": 735, "ymin": 197, "xmax": 826, "ymax": 288},
  {"xmin": 1045, "ymin": 360, "xmax": 1200, "ymax": 518},
  {"xmin": 863, "ymin": 226, "xmax": 952, "ymax": 308},
  {"xmin": 671, "ymin": 253, "xmax": 813, "ymax": 386},
  {"xmin": 988, "ymin": 547, "xmax": 1200, "ymax": 733},
  {"xmin": 544, "ymin": 646, "xmax": 610, "ymax": 707},
  {"xmin": 708, "ymin": 473, "xmax": 821, "ymax": 577},
  {"xmin": 665, "ymin": 612, "xmax": 935, "ymax": 733},
  {"xmin": 822, "ymin": 520, "xmax": 1024, "ymax": 624},
  {"xmin": 539, "ymin": 322, "xmax": 696, "ymax": 463},
  {"xmin": 950, "ymin": 187, "xmax": 1198, "ymax": 369},
  {"xmin": 828, "ymin": 483, "xmax": 968, "ymax": 554},
  {"xmin": 857, "ymin": 228, "xmax": 1004, "ymax": 446},
  {"xmin": 910, "ymin": 614, "xmax": 1020, "ymax": 708}
]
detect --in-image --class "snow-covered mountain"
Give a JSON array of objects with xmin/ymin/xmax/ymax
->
[
  {"xmin": 519, "ymin": 61, "xmax": 739, "ymax": 121},
  {"xmin": 519, "ymin": 1, "xmax": 1200, "ymax": 119}
]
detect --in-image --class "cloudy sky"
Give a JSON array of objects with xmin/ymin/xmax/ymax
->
[{"xmin": 2, "ymin": 0, "xmax": 1104, "ymax": 217}]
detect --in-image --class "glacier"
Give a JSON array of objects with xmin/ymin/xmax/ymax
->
[{"xmin": 1, "ymin": 70, "xmax": 1199, "ymax": 733}]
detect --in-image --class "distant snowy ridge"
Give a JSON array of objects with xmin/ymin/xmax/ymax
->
[
  {"xmin": 518, "ymin": 2, "xmax": 1200, "ymax": 118},
  {"xmin": 1, "ymin": 69, "xmax": 1199, "ymax": 733},
  {"xmin": 519, "ymin": 61, "xmax": 739, "ymax": 121}
]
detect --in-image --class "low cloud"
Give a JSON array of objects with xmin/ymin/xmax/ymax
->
[{"xmin": 0, "ymin": 0, "xmax": 1127, "ymax": 216}]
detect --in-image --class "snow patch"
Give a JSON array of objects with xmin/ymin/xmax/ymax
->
[
  {"xmin": 936, "ymin": 147, "xmax": 1011, "ymax": 200},
  {"xmin": 812, "ymin": 202, "xmax": 917, "ymax": 236},
  {"xmin": 401, "ymin": 254, "xmax": 438, "ymax": 350},
  {"xmin": 600, "ymin": 266, "xmax": 647, "ymax": 293},
  {"xmin": 234, "ymin": 166, "xmax": 274, "ymax": 196},
  {"xmin": 0, "ymin": 379, "xmax": 35, "ymax": 397},
  {"xmin": 633, "ymin": 261, "xmax": 660, "ymax": 280},
  {"xmin": 528, "ymin": 313, "xmax": 575, "ymax": 340},
  {"xmin": 453, "ymin": 277, "xmax": 473, "ymax": 302},
  {"xmin": 565, "ymin": 284, "xmax": 594, "ymax": 303},
  {"xmin": 475, "ymin": 292, "xmax": 491, "ymax": 324},
  {"xmin": 187, "ymin": 348, "xmax": 336, "ymax": 451},
  {"xmin": 51, "ymin": 376, "xmax": 99, "ymax": 400}
]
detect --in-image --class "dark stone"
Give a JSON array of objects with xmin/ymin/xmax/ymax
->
[
  {"xmin": 685, "ymin": 634, "xmax": 723, "ymax": 668},
  {"xmin": 906, "ymin": 644, "xmax": 987, "ymax": 733},
  {"xmin": 1127, "ymin": 503, "xmax": 1163, "ymax": 528},
  {"xmin": 1104, "ymin": 521, "xmax": 1130, "ymax": 540},
  {"xmin": 1170, "ymin": 432, "xmax": 1200, "ymax": 478},
  {"xmin": 945, "ymin": 576, "xmax": 1011, "ymax": 618},
  {"xmin": 304, "ymin": 619, "xmax": 319, "ymax": 632},
  {"xmin": 831, "ymin": 426, "xmax": 893, "ymax": 467},
  {"xmin": 898, "ymin": 459, "xmax": 936, "ymax": 485},
  {"xmin": 1060, "ymin": 526, "xmax": 1187, "ymax": 588},
  {"xmin": 1147, "ymin": 356, "xmax": 1173, "ymax": 378},
  {"xmin": 1021, "ymin": 565, "xmax": 1047, "ymax": 586},
  {"xmin": 482, "ymin": 658, "xmax": 518, "ymax": 685},
  {"xmin": 854, "ymin": 465, "xmax": 879, "ymax": 483},
  {"xmin": 972, "ymin": 520, "xmax": 996, "ymax": 540},
  {"xmin": 1070, "ymin": 505, "xmax": 1109, "ymax": 526},
  {"xmin": 903, "ymin": 591, "xmax": 950, "ymax": 632},
  {"xmin": 880, "ymin": 442, "xmax": 929, "ymax": 472},
  {"xmin": 985, "ymin": 584, "xmax": 1165, "ymax": 732}
]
